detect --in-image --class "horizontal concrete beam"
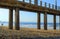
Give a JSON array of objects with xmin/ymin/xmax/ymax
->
[{"xmin": 0, "ymin": 1, "xmax": 60, "ymax": 15}]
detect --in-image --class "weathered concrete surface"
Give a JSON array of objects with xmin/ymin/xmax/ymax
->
[
  {"xmin": 44, "ymin": 12, "xmax": 47, "ymax": 30},
  {"xmin": 37, "ymin": 12, "xmax": 40, "ymax": 29},
  {"xmin": 15, "ymin": 8, "xmax": 20, "ymax": 30},
  {"xmin": 0, "ymin": 0, "xmax": 60, "ymax": 15},
  {"xmin": 54, "ymin": 15, "xmax": 56, "ymax": 30},
  {"xmin": 9, "ymin": 8, "xmax": 13, "ymax": 29}
]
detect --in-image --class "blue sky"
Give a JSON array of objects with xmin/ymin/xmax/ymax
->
[{"xmin": 0, "ymin": 0, "xmax": 60, "ymax": 23}]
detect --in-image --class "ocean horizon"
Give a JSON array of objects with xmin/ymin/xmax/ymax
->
[{"xmin": 0, "ymin": 22, "xmax": 60, "ymax": 30}]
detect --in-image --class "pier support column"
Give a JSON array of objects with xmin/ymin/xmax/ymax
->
[
  {"xmin": 44, "ymin": 12, "xmax": 47, "ymax": 30},
  {"xmin": 34, "ymin": 0, "xmax": 38, "ymax": 5},
  {"xmin": 23, "ymin": 0, "xmax": 24, "ymax": 2},
  {"xmin": 54, "ymin": 15, "xmax": 56, "ymax": 30},
  {"xmin": 9, "ymin": 8, "xmax": 13, "ymax": 29},
  {"xmin": 37, "ymin": 12, "xmax": 40, "ymax": 29},
  {"xmin": 15, "ymin": 8, "xmax": 20, "ymax": 30},
  {"xmin": 29, "ymin": 0, "xmax": 31, "ymax": 4},
  {"xmin": 59, "ymin": 15, "xmax": 60, "ymax": 30}
]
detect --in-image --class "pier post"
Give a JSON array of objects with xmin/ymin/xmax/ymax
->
[
  {"xmin": 9, "ymin": 8, "xmax": 13, "ymax": 29},
  {"xmin": 52, "ymin": 4, "xmax": 54, "ymax": 9},
  {"xmin": 40, "ymin": 1, "xmax": 42, "ymax": 6},
  {"xmin": 34, "ymin": 0, "xmax": 38, "ymax": 5},
  {"xmin": 15, "ymin": 8, "xmax": 20, "ymax": 30},
  {"xmin": 44, "ymin": 12, "xmax": 47, "ymax": 30},
  {"xmin": 29, "ymin": 0, "xmax": 31, "ymax": 4},
  {"xmin": 59, "ymin": 15, "xmax": 60, "ymax": 30},
  {"xmin": 54, "ymin": 15, "xmax": 56, "ymax": 30},
  {"xmin": 45, "ymin": 2, "xmax": 47, "ymax": 7},
  {"xmin": 37, "ymin": 12, "xmax": 40, "ymax": 29},
  {"xmin": 49, "ymin": 3, "xmax": 50, "ymax": 8},
  {"xmin": 23, "ymin": 0, "xmax": 24, "ymax": 2}
]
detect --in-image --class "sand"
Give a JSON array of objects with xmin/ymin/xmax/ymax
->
[{"xmin": 0, "ymin": 26, "xmax": 60, "ymax": 39}]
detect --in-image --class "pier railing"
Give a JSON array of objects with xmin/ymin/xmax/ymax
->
[
  {"xmin": 0, "ymin": 0, "xmax": 60, "ymax": 10},
  {"xmin": 18, "ymin": 0, "xmax": 60, "ymax": 11}
]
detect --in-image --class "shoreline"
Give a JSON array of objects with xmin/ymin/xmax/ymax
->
[{"xmin": 0, "ymin": 25, "xmax": 60, "ymax": 30}]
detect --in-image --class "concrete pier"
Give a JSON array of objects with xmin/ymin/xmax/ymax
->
[
  {"xmin": 44, "ymin": 12, "xmax": 47, "ymax": 30},
  {"xmin": 54, "ymin": 15, "xmax": 56, "ymax": 30},
  {"xmin": 15, "ymin": 8, "xmax": 20, "ymax": 30},
  {"xmin": 34, "ymin": 0, "xmax": 38, "ymax": 5},
  {"xmin": 37, "ymin": 12, "xmax": 40, "ymax": 29},
  {"xmin": 9, "ymin": 8, "xmax": 13, "ymax": 29},
  {"xmin": 59, "ymin": 16, "xmax": 60, "ymax": 30},
  {"xmin": 0, "ymin": 0, "xmax": 60, "ymax": 30}
]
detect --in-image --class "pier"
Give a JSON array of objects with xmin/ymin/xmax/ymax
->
[{"xmin": 0, "ymin": 0, "xmax": 60, "ymax": 30}]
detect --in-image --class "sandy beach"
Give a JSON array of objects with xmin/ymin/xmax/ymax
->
[
  {"xmin": 0, "ymin": 0, "xmax": 60, "ymax": 39},
  {"xmin": 0, "ymin": 26, "xmax": 60, "ymax": 39}
]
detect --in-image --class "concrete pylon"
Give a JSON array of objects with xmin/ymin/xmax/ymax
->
[
  {"xmin": 59, "ymin": 15, "xmax": 60, "ymax": 30},
  {"xmin": 9, "ymin": 8, "xmax": 13, "ymax": 29},
  {"xmin": 15, "ymin": 8, "xmax": 20, "ymax": 30},
  {"xmin": 44, "ymin": 12, "xmax": 47, "ymax": 30},
  {"xmin": 34, "ymin": 0, "xmax": 38, "ymax": 5},
  {"xmin": 54, "ymin": 15, "xmax": 56, "ymax": 30},
  {"xmin": 37, "ymin": 12, "xmax": 40, "ymax": 29}
]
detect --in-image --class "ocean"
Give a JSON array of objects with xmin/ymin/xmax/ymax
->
[{"xmin": 0, "ymin": 22, "xmax": 60, "ymax": 30}]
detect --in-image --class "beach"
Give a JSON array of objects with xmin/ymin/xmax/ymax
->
[
  {"xmin": 0, "ymin": 26, "xmax": 60, "ymax": 39},
  {"xmin": 0, "ymin": 0, "xmax": 60, "ymax": 39}
]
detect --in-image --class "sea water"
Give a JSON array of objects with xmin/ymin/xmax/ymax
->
[{"xmin": 0, "ymin": 22, "xmax": 60, "ymax": 30}]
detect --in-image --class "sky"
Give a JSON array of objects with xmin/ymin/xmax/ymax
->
[{"xmin": 0, "ymin": 0, "xmax": 60, "ymax": 23}]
